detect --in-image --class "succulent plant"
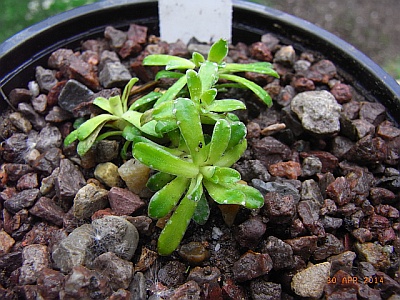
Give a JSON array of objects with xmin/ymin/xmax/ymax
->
[{"xmin": 65, "ymin": 38, "xmax": 278, "ymax": 255}]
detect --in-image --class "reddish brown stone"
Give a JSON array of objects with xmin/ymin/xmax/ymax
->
[
  {"xmin": 249, "ymin": 42, "xmax": 273, "ymax": 62},
  {"xmin": 222, "ymin": 278, "xmax": 246, "ymax": 300},
  {"xmin": 29, "ymin": 197, "xmax": 65, "ymax": 226},
  {"xmin": 375, "ymin": 204, "xmax": 400, "ymax": 218},
  {"xmin": 293, "ymin": 77, "xmax": 315, "ymax": 92},
  {"xmin": 310, "ymin": 59, "xmax": 337, "ymax": 83},
  {"xmin": 330, "ymin": 83, "xmax": 352, "ymax": 104},
  {"xmin": 326, "ymin": 177, "xmax": 353, "ymax": 206},
  {"xmin": 46, "ymin": 81, "xmax": 67, "ymax": 106},
  {"xmin": 351, "ymin": 228, "xmax": 373, "ymax": 243},
  {"xmin": 262, "ymin": 192, "xmax": 296, "ymax": 224},
  {"xmin": 233, "ymin": 251, "xmax": 273, "ymax": 282},
  {"xmin": 284, "ymin": 235, "xmax": 318, "ymax": 260},
  {"xmin": 108, "ymin": 187, "xmax": 146, "ymax": 216},
  {"xmin": 16, "ymin": 173, "xmax": 38, "ymax": 190},
  {"xmin": 268, "ymin": 161, "xmax": 302, "ymax": 179},
  {"xmin": 377, "ymin": 120, "xmax": 400, "ymax": 140}
]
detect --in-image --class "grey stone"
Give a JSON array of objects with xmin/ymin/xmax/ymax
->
[
  {"xmin": 327, "ymin": 251, "xmax": 356, "ymax": 275},
  {"xmin": 62, "ymin": 265, "xmax": 112, "ymax": 299},
  {"xmin": 291, "ymin": 90, "xmax": 342, "ymax": 135},
  {"xmin": 18, "ymin": 102, "xmax": 46, "ymax": 130},
  {"xmin": 94, "ymin": 139, "xmax": 120, "ymax": 163},
  {"xmin": 104, "ymin": 26, "xmax": 127, "ymax": 50},
  {"xmin": 99, "ymin": 61, "xmax": 132, "ymax": 88},
  {"xmin": 58, "ymin": 79, "xmax": 94, "ymax": 113},
  {"xmin": 32, "ymin": 94, "xmax": 47, "ymax": 113},
  {"xmin": 93, "ymin": 252, "xmax": 134, "ymax": 290},
  {"xmin": 45, "ymin": 106, "xmax": 73, "ymax": 123},
  {"xmin": 55, "ymin": 159, "xmax": 86, "ymax": 210},
  {"xmin": 99, "ymin": 50, "xmax": 121, "ymax": 71},
  {"xmin": 291, "ymin": 262, "xmax": 331, "ymax": 298},
  {"xmin": 35, "ymin": 66, "xmax": 58, "ymax": 92},
  {"xmin": 91, "ymin": 216, "xmax": 139, "ymax": 260},
  {"xmin": 129, "ymin": 272, "xmax": 147, "ymax": 300},
  {"xmin": 35, "ymin": 125, "xmax": 63, "ymax": 152},
  {"xmin": 73, "ymin": 183, "xmax": 109, "ymax": 219},
  {"xmin": 19, "ymin": 244, "xmax": 50, "ymax": 285},
  {"xmin": 32, "ymin": 147, "xmax": 62, "ymax": 175},
  {"xmin": 263, "ymin": 236, "xmax": 295, "ymax": 270},
  {"xmin": 252, "ymin": 179, "xmax": 300, "ymax": 202},
  {"xmin": 4, "ymin": 188, "xmax": 40, "ymax": 214},
  {"xmin": 301, "ymin": 156, "xmax": 322, "ymax": 177},
  {"xmin": 250, "ymin": 279, "xmax": 282, "ymax": 300},
  {"xmin": 52, "ymin": 224, "xmax": 94, "ymax": 273},
  {"xmin": 300, "ymin": 179, "xmax": 324, "ymax": 204}
]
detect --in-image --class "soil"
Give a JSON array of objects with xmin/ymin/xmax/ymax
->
[{"xmin": 0, "ymin": 21, "xmax": 400, "ymax": 300}]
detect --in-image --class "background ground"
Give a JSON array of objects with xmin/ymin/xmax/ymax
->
[{"xmin": 1, "ymin": 0, "xmax": 399, "ymax": 78}]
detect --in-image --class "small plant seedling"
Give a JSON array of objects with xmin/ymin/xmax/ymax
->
[
  {"xmin": 64, "ymin": 78, "xmax": 163, "ymax": 157},
  {"xmin": 133, "ymin": 97, "xmax": 264, "ymax": 255},
  {"xmin": 142, "ymin": 38, "xmax": 279, "ymax": 107},
  {"xmin": 65, "ymin": 38, "xmax": 278, "ymax": 256}
]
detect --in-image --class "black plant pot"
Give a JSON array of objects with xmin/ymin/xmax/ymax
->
[{"xmin": 0, "ymin": 0, "xmax": 399, "ymax": 122}]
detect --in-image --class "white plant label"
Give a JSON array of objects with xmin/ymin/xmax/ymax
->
[{"xmin": 159, "ymin": 0, "xmax": 232, "ymax": 44}]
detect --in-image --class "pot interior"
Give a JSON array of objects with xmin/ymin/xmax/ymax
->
[{"xmin": 0, "ymin": 0, "xmax": 399, "ymax": 122}]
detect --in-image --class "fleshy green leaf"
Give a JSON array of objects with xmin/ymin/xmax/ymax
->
[
  {"xmin": 207, "ymin": 38, "xmax": 228, "ymax": 64},
  {"xmin": 133, "ymin": 142, "xmax": 199, "ymax": 178},
  {"xmin": 157, "ymin": 195, "xmax": 197, "ymax": 255},
  {"xmin": 215, "ymin": 139, "xmax": 247, "ymax": 167},
  {"xmin": 200, "ymin": 88, "xmax": 217, "ymax": 106},
  {"xmin": 206, "ymin": 119, "xmax": 231, "ymax": 165},
  {"xmin": 132, "ymin": 136, "xmax": 184, "ymax": 157},
  {"xmin": 108, "ymin": 95, "xmax": 124, "ymax": 116},
  {"xmin": 155, "ymin": 75, "xmax": 188, "ymax": 105},
  {"xmin": 203, "ymin": 166, "xmax": 241, "ymax": 184},
  {"xmin": 186, "ymin": 70, "xmax": 202, "ymax": 103},
  {"xmin": 223, "ymin": 62, "xmax": 279, "ymax": 77},
  {"xmin": 76, "ymin": 114, "xmax": 118, "ymax": 141},
  {"xmin": 174, "ymin": 98, "xmax": 205, "ymax": 165},
  {"xmin": 122, "ymin": 125, "xmax": 141, "ymax": 141},
  {"xmin": 147, "ymin": 172, "xmax": 176, "ymax": 191},
  {"xmin": 93, "ymin": 97, "xmax": 113, "ymax": 114},
  {"xmin": 146, "ymin": 100, "xmax": 175, "ymax": 123},
  {"xmin": 121, "ymin": 78, "xmax": 139, "ymax": 112},
  {"xmin": 219, "ymin": 73, "xmax": 272, "ymax": 107},
  {"xmin": 64, "ymin": 129, "xmax": 78, "ymax": 146},
  {"xmin": 226, "ymin": 121, "xmax": 247, "ymax": 150},
  {"xmin": 143, "ymin": 54, "xmax": 195, "ymax": 70},
  {"xmin": 155, "ymin": 120, "xmax": 179, "ymax": 134},
  {"xmin": 148, "ymin": 176, "xmax": 190, "ymax": 218},
  {"xmin": 192, "ymin": 52, "xmax": 205, "ymax": 67},
  {"xmin": 122, "ymin": 111, "xmax": 162, "ymax": 137},
  {"xmin": 192, "ymin": 194, "xmax": 210, "ymax": 225},
  {"xmin": 76, "ymin": 124, "xmax": 104, "ymax": 156},
  {"xmin": 207, "ymin": 99, "xmax": 246, "ymax": 112},
  {"xmin": 186, "ymin": 174, "xmax": 204, "ymax": 202},
  {"xmin": 232, "ymin": 183, "xmax": 264, "ymax": 209},
  {"xmin": 95, "ymin": 130, "xmax": 122, "ymax": 142},
  {"xmin": 155, "ymin": 70, "xmax": 185, "ymax": 81},
  {"xmin": 129, "ymin": 91, "xmax": 161, "ymax": 111},
  {"xmin": 203, "ymin": 179, "xmax": 245, "ymax": 205},
  {"xmin": 198, "ymin": 61, "xmax": 219, "ymax": 93}
]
